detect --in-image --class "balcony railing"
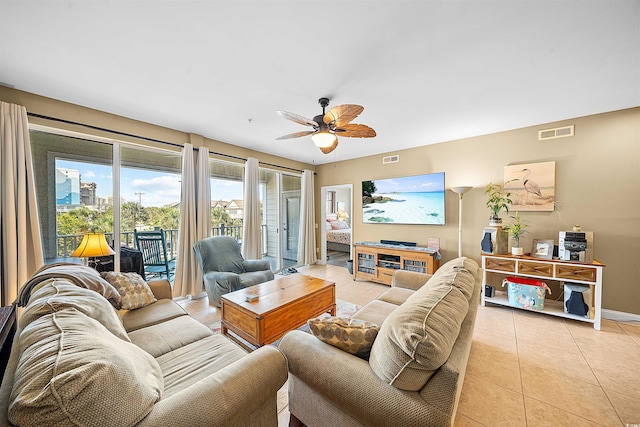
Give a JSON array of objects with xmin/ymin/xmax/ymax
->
[{"xmin": 55, "ymin": 224, "xmax": 265, "ymax": 259}]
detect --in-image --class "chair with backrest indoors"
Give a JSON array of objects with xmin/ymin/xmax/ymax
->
[
  {"xmin": 134, "ymin": 228, "xmax": 176, "ymax": 282},
  {"xmin": 193, "ymin": 236, "xmax": 274, "ymax": 307}
]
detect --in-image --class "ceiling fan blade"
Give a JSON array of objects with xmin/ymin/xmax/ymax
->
[
  {"xmin": 276, "ymin": 110, "xmax": 318, "ymax": 127},
  {"xmin": 334, "ymin": 123, "xmax": 376, "ymax": 138},
  {"xmin": 319, "ymin": 139, "xmax": 339, "ymax": 154},
  {"xmin": 323, "ymin": 104, "xmax": 364, "ymax": 127},
  {"xmin": 275, "ymin": 130, "xmax": 316, "ymax": 140}
]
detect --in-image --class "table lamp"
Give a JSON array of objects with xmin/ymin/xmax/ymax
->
[
  {"xmin": 71, "ymin": 233, "xmax": 116, "ymax": 269},
  {"xmin": 337, "ymin": 208, "xmax": 349, "ymax": 222}
]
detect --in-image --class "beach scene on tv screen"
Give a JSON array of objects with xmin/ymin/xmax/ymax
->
[{"xmin": 362, "ymin": 172, "xmax": 445, "ymax": 225}]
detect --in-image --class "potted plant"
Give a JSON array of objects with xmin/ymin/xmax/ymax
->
[
  {"xmin": 485, "ymin": 182, "xmax": 513, "ymax": 226},
  {"xmin": 503, "ymin": 211, "xmax": 528, "ymax": 255}
]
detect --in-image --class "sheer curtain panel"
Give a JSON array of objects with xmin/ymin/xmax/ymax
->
[
  {"xmin": 0, "ymin": 102, "xmax": 44, "ymax": 306},
  {"xmin": 298, "ymin": 170, "xmax": 317, "ymax": 265},
  {"xmin": 241, "ymin": 157, "xmax": 261, "ymax": 259}
]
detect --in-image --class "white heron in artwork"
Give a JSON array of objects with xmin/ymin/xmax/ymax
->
[{"xmin": 520, "ymin": 168, "xmax": 542, "ymax": 199}]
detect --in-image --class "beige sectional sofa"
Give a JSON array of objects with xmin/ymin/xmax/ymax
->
[
  {"xmin": 0, "ymin": 263, "xmax": 288, "ymax": 427},
  {"xmin": 279, "ymin": 256, "xmax": 481, "ymax": 427}
]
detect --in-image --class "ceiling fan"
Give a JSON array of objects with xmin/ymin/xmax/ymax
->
[{"xmin": 276, "ymin": 97, "xmax": 376, "ymax": 154}]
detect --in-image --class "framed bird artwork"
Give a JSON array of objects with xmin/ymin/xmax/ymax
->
[{"xmin": 504, "ymin": 161, "xmax": 556, "ymax": 211}]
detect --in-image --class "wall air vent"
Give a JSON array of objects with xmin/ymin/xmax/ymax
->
[
  {"xmin": 538, "ymin": 125, "xmax": 574, "ymax": 141},
  {"xmin": 382, "ymin": 155, "xmax": 399, "ymax": 164}
]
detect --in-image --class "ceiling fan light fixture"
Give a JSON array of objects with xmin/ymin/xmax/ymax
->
[{"xmin": 311, "ymin": 131, "xmax": 337, "ymax": 148}]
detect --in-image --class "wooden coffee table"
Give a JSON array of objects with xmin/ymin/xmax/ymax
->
[{"xmin": 220, "ymin": 274, "xmax": 335, "ymax": 351}]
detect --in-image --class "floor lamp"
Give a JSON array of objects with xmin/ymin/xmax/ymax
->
[{"xmin": 452, "ymin": 187, "xmax": 473, "ymax": 258}]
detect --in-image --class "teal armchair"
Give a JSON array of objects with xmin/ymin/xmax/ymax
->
[{"xmin": 193, "ymin": 236, "xmax": 274, "ymax": 306}]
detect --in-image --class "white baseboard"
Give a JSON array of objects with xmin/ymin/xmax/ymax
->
[{"xmin": 601, "ymin": 309, "xmax": 640, "ymax": 323}]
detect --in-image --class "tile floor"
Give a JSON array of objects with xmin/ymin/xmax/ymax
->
[{"xmin": 178, "ymin": 264, "xmax": 640, "ymax": 427}]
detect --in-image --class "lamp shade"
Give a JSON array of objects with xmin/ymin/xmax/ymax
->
[
  {"xmin": 71, "ymin": 233, "xmax": 115, "ymax": 258},
  {"xmin": 311, "ymin": 131, "xmax": 337, "ymax": 148},
  {"xmin": 337, "ymin": 209, "xmax": 349, "ymax": 221},
  {"xmin": 452, "ymin": 186, "xmax": 473, "ymax": 195}
]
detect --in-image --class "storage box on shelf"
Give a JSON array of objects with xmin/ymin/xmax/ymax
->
[
  {"xmin": 354, "ymin": 242, "xmax": 440, "ymax": 285},
  {"xmin": 481, "ymin": 254, "xmax": 605, "ymax": 330}
]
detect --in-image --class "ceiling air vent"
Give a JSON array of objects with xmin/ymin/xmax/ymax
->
[
  {"xmin": 383, "ymin": 155, "xmax": 399, "ymax": 164},
  {"xmin": 538, "ymin": 125, "xmax": 574, "ymax": 141}
]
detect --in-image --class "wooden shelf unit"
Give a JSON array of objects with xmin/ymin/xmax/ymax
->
[
  {"xmin": 354, "ymin": 242, "xmax": 440, "ymax": 285},
  {"xmin": 481, "ymin": 254, "xmax": 605, "ymax": 330}
]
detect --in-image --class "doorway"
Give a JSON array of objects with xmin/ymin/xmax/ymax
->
[{"xmin": 320, "ymin": 184, "xmax": 353, "ymax": 266}]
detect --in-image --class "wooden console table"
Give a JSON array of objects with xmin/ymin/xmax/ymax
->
[
  {"xmin": 354, "ymin": 242, "xmax": 440, "ymax": 285},
  {"xmin": 481, "ymin": 254, "xmax": 605, "ymax": 330}
]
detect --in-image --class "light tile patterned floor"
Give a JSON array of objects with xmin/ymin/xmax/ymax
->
[{"xmin": 178, "ymin": 264, "xmax": 640, "ymax": 427}]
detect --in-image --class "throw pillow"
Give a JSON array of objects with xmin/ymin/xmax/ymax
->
[
  {"xmin": 100, "ymin": 272, "xmax": 157, "ymax": 310},
  {"xmin": 331, "ymin": 221, "xmax": 349, "ymax": 230},
  {"xmin": 308, "ymin": 316, "xmax": 379, "ymax": 357}
]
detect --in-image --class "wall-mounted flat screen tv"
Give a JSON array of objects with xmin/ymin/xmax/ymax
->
[{"xmin": 362, "ymin": 172, "xmax": 445, "ymax": 225}]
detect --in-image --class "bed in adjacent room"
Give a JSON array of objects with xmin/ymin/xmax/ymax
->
[{"xmin": 326, "ymin": 219, "xmax": 351, "ymax": 253}]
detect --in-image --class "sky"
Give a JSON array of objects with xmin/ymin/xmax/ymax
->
[
  {"xmin": 372, "ymin": 172, "xmax": 445, "ymax": 194},
  {"xmin": 57, "ymin": 160, "xmax": 244, "ymax": 207}
]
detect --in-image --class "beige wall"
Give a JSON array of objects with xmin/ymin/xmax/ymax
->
[
  {"xmin": 3, "ymin": 86, "xmax": 638, "ymax": 315},
  {"xmin": 0, "ymin": 87, "xmax": 314, "ymax": 173},
  {"xmin": 315, "ymin": 107, "xmax": 640, "ymax": 315}
]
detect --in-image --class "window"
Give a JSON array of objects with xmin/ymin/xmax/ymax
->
[
  {"xmin": 210, "ymin": 159, "xmax": 244, "ymax": 242},
  {"xmin": 30, "ymin": 129, "xmax": 181, "ymax": 263}
]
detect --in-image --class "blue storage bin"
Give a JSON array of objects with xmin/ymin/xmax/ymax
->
[{"xmin": 502, "ymin": 276, "xmax": 551, "ymax": 311}]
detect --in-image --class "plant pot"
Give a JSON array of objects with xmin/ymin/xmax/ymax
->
[
  {"xmin": 511, "ymin": 247, "xmax": 524, "ymax": 256},
  {"xmin": 489, "ymin": 216, "xmax": 502, "ymax": 226}
]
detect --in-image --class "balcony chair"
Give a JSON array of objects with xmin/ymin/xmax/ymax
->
[
  {"xmin": 193, "ymin": 236, "xmax": 274, "ymax": 306},
  {"xmin": 134, "ymin": 229, "xmax": 176, "ymax": 282}
]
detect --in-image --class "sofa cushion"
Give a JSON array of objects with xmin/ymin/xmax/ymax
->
[
  {"xmin": 422, "ymin": 256, "xmax": 479, "ymax": 301},
  {"xmin": 308, "ymin": 317, "xmax": 379, "ymax": 357},
  {"xmin": 351, "ymin": 299, "xmax": 398, "ymax": 326},
  {"xmin": 101, "ymin": 271, "xmax": 157, "ymax": 309},
  {"xmin": 120, "ymin": 298, "xmax": 188, "ymax": 332},
  {"xmin": 18, "ymin": 279, "xmax": 130, "ymax": 342},
  {"xmin": 156, "ymin": 334, "xmax": 247, "ymax": 398},
  {"xmin": 9, "ymin": 309, "xmax": 163, "ymax": 426},
  {"xmin": 369, "ymin": 274, "xmax": 469, "ymax": 391},
  {"xmin": 128, "ymin": 315, "xmax": 213, "ymax": 357},
  {"xmin": 376, "ymin": 287, "xmax": 415, "ymax": 306}
]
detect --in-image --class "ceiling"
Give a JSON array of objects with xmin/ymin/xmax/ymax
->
[{"xmin": 1, "ymin": 1, "xmax": 638, "ymax": 165}]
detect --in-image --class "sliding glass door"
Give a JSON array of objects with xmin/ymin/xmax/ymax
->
[
  {"xmin": 30, "ymin": 129, "xmax": 181, "ymax": 267},
  {"xmin": 260, "ymin": 170, "xmax": 301, "ymax": 270}
]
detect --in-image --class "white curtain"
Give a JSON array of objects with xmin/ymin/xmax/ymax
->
[
  {"xmin": 173, "ymin": 144, "xmax": 197, "ymax": 298},
  {"xmin": 0, "ymin": 102, "xmax": 44, "ymax": 306},
  {"xmin": 241, "ymin": 157, "xmax": 261, "ymax": 259},
  {"xmin": 298, "ymin": 170, "xmax": 317, "ymax": 265},
  {"xmin": 194, "ymin": 147, "xmax": 211, "ymax": 297}
]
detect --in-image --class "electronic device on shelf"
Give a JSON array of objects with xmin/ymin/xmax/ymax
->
[
  {"xmin": 558, "ymin": 231, "xmax": 593, "ymax": 263},
  {"xmin": 563, "ymin": 283, "xmax": 591, "ymax": 317},
  {"xmin": 480, "ymin": 226, "xmax": 508, "ymax": 255},
  {"xmin": 380, "ymin": 239, "xmax": 417, "ymax": 247}
]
